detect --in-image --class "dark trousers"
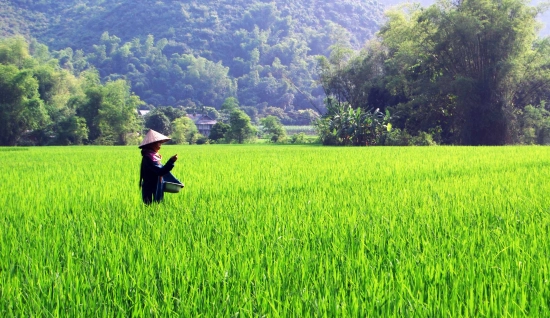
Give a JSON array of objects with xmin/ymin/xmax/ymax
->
[
  {"xmin": 141, "ymin": 173, "xmax": 180, "ymax": 204},
  {"xmin": 142, "ymin": 177, "xmax": 164, "ymax": 205}
]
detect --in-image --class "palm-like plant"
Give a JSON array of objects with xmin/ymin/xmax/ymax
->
[{"xmin": 316, "ymin": 99, "xmax": 391, "ymax": 146}]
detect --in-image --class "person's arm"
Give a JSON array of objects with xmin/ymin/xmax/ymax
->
[{"xmin": 142, "ymin": 156, "xmax": 176, "ymax": 176}]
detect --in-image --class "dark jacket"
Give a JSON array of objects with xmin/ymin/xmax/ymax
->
[{"xmin": 140, "ymin": 152, "xmax": 177, "ymax": 204}]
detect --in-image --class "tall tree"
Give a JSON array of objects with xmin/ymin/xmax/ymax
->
[
  {"xmin": 227, "ymin": 109, "xmax": 256, "ymax": 143},
  {"xmin": 220, "ymin": 97, "xmax": 240, "ymax": 112},
  {"xmin": 171, "ymin": 116, "xmax": 199, "ymax": 145},
  {"xmin": 260, "ymin": 115, "xmax": 287, "ymax": 142},
  {"xmin": 0, "ymin": 36, "xmax": 30, "ymax": 68},
  {"xmin": 75, "ymin": 71, "xmax": 142, "ymax": 145},
  {"xmin": 144, "ymin": 112, "xmax": 172, "ymax": 136},
  {"xmin": 0, "ymin": 65, "xmax": 49, "ymax": 145},
  {"xmin": 95, "ymin": 80, "xmax": 142, "ymax": 145},
  {"xmin": 379, "ymin": 0, "xmax": 546, "ymax": 145},
  {"xmin": 430, "ymin": 0, "xmax": 538, "ymax": 144},
  {"xmin": 317, "ymin": 41, "xmax": 389, "ymax": 111},
  {"xmin": 0, "ymin": 37, "xmax": 49, "ymax": 146},
  {"xmin": 209, "ymin": 122, "xmax": 230, "ymax": 142},
  {"xmin": 55, "ymin": 116, "xmax": 88, "ymax": 145}
]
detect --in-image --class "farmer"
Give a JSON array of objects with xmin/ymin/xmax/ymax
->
[{"xmin": 139, "ymin": 129, "xmax": 181, "ymax": 204}]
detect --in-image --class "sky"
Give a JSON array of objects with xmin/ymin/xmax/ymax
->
[{"xmin": 381, "ymin": 0, "xmax": 550, "ymax": 36}]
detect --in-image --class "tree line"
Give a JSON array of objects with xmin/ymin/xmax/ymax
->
[
  {"xmin": 0, "ymin": 36, "xmax": 277, "ymax": 146},
  {"xmin": 316, "ymin": 0, "xmax": 550, "ymax": 146},
  {"xmin": 0, "ymin": 37, "xmax": 142, "ymax": 146}
]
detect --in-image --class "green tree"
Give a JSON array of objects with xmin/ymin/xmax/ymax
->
[
  {"xmin": 380, "ymin": 0, "xmax": 543, "ymax": 145},
  {"xmin": 76, "ymin": 86, "xmax": 103, "ymax": 142},
  {"xmin": 291, "ymin": 132, "xmax": 307, "ymax": 144},
  {"xmin": 221, "ymin": 97, "xmax": 239, "ymax": 112},
  {"xmin": 203, "ymin": 106, "xmax": 220, "ymax": 120},
  {"xmin": 0, "ymin": 36, "xmax": 31, "ymax": 68},
  {"xmin": 30, "ymin": 58, "xmax": 87, "ymax": 145},
  {"xmin": 432, "ymin": 0, "xmax": 537, "ymax": 145},
  {"xmin": 75, "ymin": 75, "xmax": 142, "ymax": 145},
  {"xmin": 209, "ymin": 122, "xmax": 230, "ymax": 142},
  {"xmin": 96, "ymin": 80, "xmax": 142, "ymax": 145},
  {"xmin": 260, "ymin": 115, "xmax": 287, "ymax": 142},
  {"xmin": 520, "ymin": 103, "xmax": 550, "ymax": 144},
  {"xmin": 240, "ymin": 106, "xmax": 259, "ymax": 124},
  {"xmin": 262, "ymin": 106, "xmax": 287, "ymax": 120},
  {"xmin": 156, "ymin": 106, "xmax": 186, "ymax": 122},
  {"xmin": 0, "ymin": 64, "xmax": 49, "ymax": 145},
  {"xmin": 171, "ymin": 116, "xmax": 200, "ymax": 144},
  {"xmin": 55, "ymin": 116, "xmax": 88, "ymax": 145},
  {"xmin": 182, "ymin": 55, "xmax": 237, "ymax": 107},
  {"xmin": 227, "ymin": 109, "xmax": 256, "ymax": 143},
  {"xmin": 316, "ymin": 44, "xmax": 356, "ymax": 106},
  {"xmin": 0, "ymin": 37, "xmax": 51, "ymax": 145},
  {"xmin": 145, "ymin": 112, "xmax": 171, "ymax": 136}
]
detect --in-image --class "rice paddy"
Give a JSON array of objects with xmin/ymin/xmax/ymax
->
[
  {"xmin": 1, "ymin": 145, "xmax": 549, "ymax": 316},
  {"xmin": 283, "ymin": 125, "xmax": 317, "ymax": 135}
]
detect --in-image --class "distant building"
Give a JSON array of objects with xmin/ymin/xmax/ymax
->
[
  {"xmin": 188, "ymin": 114, "xmax": 217, "ymax": 137},
  {"xmin": 138, "ymin": 110, "xmax": 150, "ymax": 116}
]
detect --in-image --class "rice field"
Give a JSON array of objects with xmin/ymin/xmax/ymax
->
[
  {"xmin": 283, "ymin": 125, "xmax": 316, "ymax": 135},
  {"xmin": 1, "ymin": 145, "xmax": 550, "ymax": 316}
]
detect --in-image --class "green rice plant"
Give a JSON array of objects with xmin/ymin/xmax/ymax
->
[{"xmin": 0, "ymin": 145, "xmax": 549, "ymax": 316}]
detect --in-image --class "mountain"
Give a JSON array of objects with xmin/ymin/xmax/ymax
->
[
  {"xmin": 0, "ymin": 0, "xmax": 385, "ymax": 52},
  {"xmin": 0, "ymin": 0, "xmax": 388, "ymax": 113},
  {"xmin": 0, "ymin": 0, "xmax": 547, "ymax": 114}
]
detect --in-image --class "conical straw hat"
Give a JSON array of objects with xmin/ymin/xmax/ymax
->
[{"xmin": 138, "ymin": 129, "xmax": 171, "ymax": 148}]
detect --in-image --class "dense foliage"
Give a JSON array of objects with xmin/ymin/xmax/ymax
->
[
  {"xmin": 0, "ymin": 37, "xmax": 278, "ymax": 146},
  {"xmin": 382, "ymin": 0, "xmax": 550, "ymax": 36},
  {"xmin": 0, "ymin": 0, "xmax": 386, "ymax": 118},
  {"xmin": 316, "ymin": 0, "xmax": 550, "ymax": 145},
  {"xmin": 0, "ymin": 36, "xmax": 142, "ymax": 146}
]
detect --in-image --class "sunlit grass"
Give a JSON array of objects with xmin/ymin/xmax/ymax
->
[{"xmin": 1, "ymin": 145, "xmax": 549, "ymax": 316}]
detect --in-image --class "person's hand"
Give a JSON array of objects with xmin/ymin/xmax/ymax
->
[{"xmin": 170, "ymin": 154, "xmax": 178, "ymax": 162}]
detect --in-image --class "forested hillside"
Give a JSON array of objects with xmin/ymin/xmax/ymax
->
[
  {"xmin": 0, "ymin": 0, "xmax": 386, "ymax": 116},
  {"xmin": 1, "ymin": 0, "xmax": 547, "ymax": 115},
  {"xmin": 1, "ymin": 0, "xmax": 384, "ymax": 50}
]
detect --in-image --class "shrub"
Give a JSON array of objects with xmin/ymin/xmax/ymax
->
[
  {"xmin": 196, "ymin": 135, "xmax": 209, "ymax": 145},
  {"xmin": 291, "ymin": 132, "xmax": 307, "ymax": 144},
  {"xmin": 410, "ymin": 131, "xmax": 437, "ymax": 146}
]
